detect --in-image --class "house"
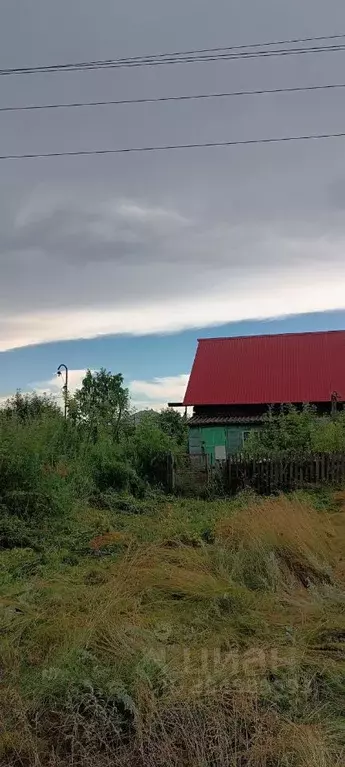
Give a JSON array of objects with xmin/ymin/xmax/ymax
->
[{"xmin": 181, "ymin": 330, "xmax": 345, "ymax": 461}]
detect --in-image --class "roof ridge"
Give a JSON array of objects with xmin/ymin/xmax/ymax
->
[{"xmin": 197, "ymin": 329, "xmax": 345, "ymax": 343}]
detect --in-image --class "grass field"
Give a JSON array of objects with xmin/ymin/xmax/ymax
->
[{"xmin": 1, "ymin": 490, "xmax": 345, "ymax": 766}]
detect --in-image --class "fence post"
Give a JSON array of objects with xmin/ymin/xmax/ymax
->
[
  {"xmin": 321, "ymin": 453, "xmax": 325, "ymax": 483},
  {"xmin": 166, "ymin": 453, "xmax": 175, "ymax": 493},
  {"xmin": 315, "ymin": 454, "xmax": 319, "ymax": 485},
  {"xmin": 227, "ymin": 456, "xmax": 232, "ymax": 494}
]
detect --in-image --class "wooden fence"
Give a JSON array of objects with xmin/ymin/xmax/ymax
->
[
  {"xmin": 162, "ymin": 452, "xmax": 345, "ymax": 496},
  {"xmin": 226, "ymin": 453, "xmax": 345, "ymax": 495}
]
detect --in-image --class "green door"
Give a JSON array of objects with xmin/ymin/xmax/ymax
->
[{"xmin": 200, "ymin": 426, "xmax": 227, "ymax": 463}]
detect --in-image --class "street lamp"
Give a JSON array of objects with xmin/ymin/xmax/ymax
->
[{"xmin": 57, "ymin": 364, "xmax": 69, "ymax": 419}]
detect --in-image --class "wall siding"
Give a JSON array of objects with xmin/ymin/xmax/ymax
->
[
  {"xmin": 188, "ymin": 423, "xmax": 259, "ymax": 460},
  {"xmin": 226, "ymin": 426, "xmax": 245, "ymax": 455},
  {"xmin": 189, "ymin": 427, "xmax": 202, "ymax": 455}
]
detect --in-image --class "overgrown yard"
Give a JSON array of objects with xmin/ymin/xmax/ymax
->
[
  {"xmin": 2, "ymin": 491, "xmax": 345, "ymax": 766},
  {"xmin": 2, "ymin": 386, "xmax": 345, "ymax": 765}
]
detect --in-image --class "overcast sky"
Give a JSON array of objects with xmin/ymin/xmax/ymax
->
[{"xmin": 1, "ymin": 0, "xmax": 345, "ymax": 402}]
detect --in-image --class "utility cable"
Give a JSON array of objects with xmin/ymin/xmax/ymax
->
[
  {"xmin": 2, "ymin": 38, "xmax": 345, "ymax": 76},
  {"xmin": 1, "ymin": 130, "xmax": 345, "ymax": 161},
  {"xmin": 1, "ymin": 82, "xmax": 344, "ymax": 113}
]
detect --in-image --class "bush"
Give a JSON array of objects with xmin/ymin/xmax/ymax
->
[
  {"xmin": 0, "ymin": 382, "xmax": 186, "ymax": 520},
  {"xmin": 91, "ymin": 491, "xmax": 145, "ymax": 514},
  {"xmin": 92, "ymin": 454, "xmax": 145, "ymax": 497},
  {"xmin": 0, "ymin": 458, "xmax": 74, "ymax": 519},
  {"xmin": 128, "ymin": 418, "xmax": 182, "ymax": 484},
  {"xmin": 0, "ymin": 511, "xmax": 37, "ymax": 550},
  {"xmin": 244, "ymin": 404, "xmax": 345, "ymax": 457},
  {"xmin": 1, "ymin": 490, "xmax": 55, "ymax": 519},
  {"xmin": 0, "ymin": 451, "xmax": 41, "ymax": 494}
]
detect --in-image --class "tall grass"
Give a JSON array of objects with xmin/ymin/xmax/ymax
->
[
  {"xmin": 1, "ymin": 492, "xmax": 345, "ymax": 765},
  {"xmin": 216, "ymin": 495, "xmax": 336, "ymax": 591}
]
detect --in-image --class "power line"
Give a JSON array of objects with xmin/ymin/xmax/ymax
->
[
  {"xmin": 1, "ymin": 81, "xmax": 345, "ymax": 113},
  {"xmin": 83, "ymin": 43, "xmax": 345, "ymax": 69},
  {"xmin": 1, "ymin": 32, "xmax": 345, "ymax": 75},
  {"xmin": 81, "ymin": 32, "xmax": 345, "ymax": 60},
  {"xmin": 1, "ymin": 130, "xmax": 345, "ymax": 161},
  {"xmin": 2, "ymin": 39, "xmax": 345, "ymax": 76}
]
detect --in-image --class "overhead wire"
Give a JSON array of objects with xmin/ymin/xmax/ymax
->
[
  {"xmin": 1, "ymin": 81, "xmax": 345, "ymax": 113},
  {"xmin": 1, "ymin": 130, "xmax": 345, "ymax": 161},
  {"xmin": 2, "ymin": 37, "xmax": 345, "ymax": 75},
  {"xmin": 36, "ymin": 31, "xmax": 345, "ymax": 66},
  {"xmin": 2, "ymin": 32, "xmax": 345, "ymax": 163}
]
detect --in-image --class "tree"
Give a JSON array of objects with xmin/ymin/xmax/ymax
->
[
  {"xmin": 74, "ymin": 369, "xmax": 130, "ymax": 442},
  {"xmin": 128, "ymin": 415, "xmax": 182, "ymax": 481},
  {"xmin": 158, "ymin": 408, "xmax": 188, "ymax": 446},
  {"xmin": 1, "ymin": 391, "xmax": 61, "ymax": 422}
]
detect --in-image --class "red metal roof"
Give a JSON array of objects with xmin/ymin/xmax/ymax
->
[{"xmin": 183, "ymin": 330, "xmax": 345, "ymax": 406}]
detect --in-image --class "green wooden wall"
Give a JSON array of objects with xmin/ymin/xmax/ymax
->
[{"xmin": 189, "ymin": 423, "xmax": 259, "ymax": 460}]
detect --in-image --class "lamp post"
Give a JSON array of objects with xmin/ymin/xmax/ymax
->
[{"xmin": 57, "ymin": 364, "xmax": 69, "ymax": 419}]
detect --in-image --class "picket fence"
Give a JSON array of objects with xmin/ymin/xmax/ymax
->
[{"xmin": 161, "ymin": 452, "xmax": 345, "ymax": 496}]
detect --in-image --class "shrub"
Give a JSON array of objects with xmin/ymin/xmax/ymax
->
[
  {"xmin": 244, "ymin": 404, "xmax": 345, "ymax": 457},
  {"xmin": 92, "ymin": 455, "xmax": 145, "ymax": 497},
  {"xmin": 0, "ymin": 451, "xmax": 41, "ymax": 495},
  {"xmin": 0, "ymin": 511, "xmax": 37, "ymax": 550},
  {"xmin": 91, "ymin": 492, "xmax": 145, "ymax": 514},
  {"xmin": 1, "ymin": 490, "xmax": 54, "ymax": 519},
  {"xmin": 128, "ymin": 418, "xmax": 182, "ymax": 483}
]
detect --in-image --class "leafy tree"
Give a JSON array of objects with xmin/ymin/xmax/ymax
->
[
  {"xmin": 128, "ymin": 416, "xmax": 181, "ymax": 481},
  {"xmin": 73, "ymin": 369, "xmax": 130, "ymax": 442},
  {"xmin": 1, "ymin": 391, "xmax": 61, "ymax": 422},
  {"xmin": 158, "ymin": 408, "xmax": 188, "ymax": 446}
]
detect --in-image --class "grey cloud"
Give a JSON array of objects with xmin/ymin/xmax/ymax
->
[
  {"xmin": 3, "ymin": 193, "xmax": 190, "ymax": 264},
  {"xmin": 1, "ymin": 0, "xmax": 345, "ymax": 347}
]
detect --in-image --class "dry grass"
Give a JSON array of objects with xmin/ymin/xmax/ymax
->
[
  {"xmin": 1, "ymin": 494, "xmax": 345, "ymax": 766},
  {"xmin": 1, "ymin": 684, "xmax": 340, "ymax": 767},
  {"xmin": 216, "ymin": 494, "xmax": 333, "ymax": 560},
  {"xmin": 216, "ymin": 495, "xmax": 337, "ymax": 590}
]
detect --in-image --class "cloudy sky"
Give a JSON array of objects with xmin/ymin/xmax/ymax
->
[{"xmin": 1, "ymin": 0, "xmax": 345, "ymax": 408}]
